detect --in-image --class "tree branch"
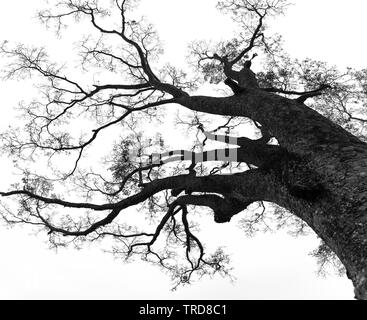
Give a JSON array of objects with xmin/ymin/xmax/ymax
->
[
  {"xmin": 176, "ymin": 194, "xmax": 250, "ymax": 223},
  {"xmin": 1, "ymin": 168, "xmax": 283, "ymax": 237},
  {"xmin": 263, "ymin": 84, "xmax": 332, "ymax": 101}
]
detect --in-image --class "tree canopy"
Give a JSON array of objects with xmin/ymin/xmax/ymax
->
[{"xmin": 1, "ymin": 0, "xmax": 367, "ymax": 298}]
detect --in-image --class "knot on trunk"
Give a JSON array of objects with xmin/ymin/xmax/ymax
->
[
  {"xmin": 265, "ymin": 152, "xmax": 326, "ymax": 202},
  {"xmin": 213, "ymin": 197, "xmax": 251, "ymax": 224}
]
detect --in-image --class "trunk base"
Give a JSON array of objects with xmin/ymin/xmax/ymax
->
[{"xmin": 354, "ymin": 275, "xmax": 367, "ymax": 300}]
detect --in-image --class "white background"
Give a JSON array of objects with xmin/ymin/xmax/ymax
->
[{"xmin": 0, "ymin": 0, "xmax": 366, "ymax": 299}]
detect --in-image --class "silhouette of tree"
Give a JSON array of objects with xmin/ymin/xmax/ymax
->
[{"xmin": 1, "ymin": 0, "xmax": 367, "ymax": 299}]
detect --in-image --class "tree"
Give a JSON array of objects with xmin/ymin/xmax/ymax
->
[{"xmin": 0, "ymin": 0, "xmax": 367, "ymax": 299}]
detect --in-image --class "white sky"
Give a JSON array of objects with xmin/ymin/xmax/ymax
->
[{"xmin": 0, "ymin": 0, "xmax": 366, "ymax": 299}]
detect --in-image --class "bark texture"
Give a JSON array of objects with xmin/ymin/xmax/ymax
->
[{"xmin": 178, "ymin": 88, "xmax": 367, "ymax": 299}]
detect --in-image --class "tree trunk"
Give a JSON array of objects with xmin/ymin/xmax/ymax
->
[{"xmin": 177, "ymin": 89, "xmax": 367, "ymax": 299}]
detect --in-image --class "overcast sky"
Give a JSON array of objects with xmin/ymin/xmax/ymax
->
[{"xmin": 0, "ymin": 0, "xmax": 366, "ymax": 300}]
